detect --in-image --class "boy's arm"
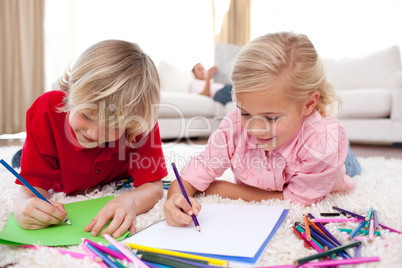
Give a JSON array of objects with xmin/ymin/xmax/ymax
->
[
  {"xmin": 85, "ymin": 179, "xmax": 163, "ymax": 238},
  {"xmin": 14, "ymin": 186, "xmax": 68, "ymax": 229}
]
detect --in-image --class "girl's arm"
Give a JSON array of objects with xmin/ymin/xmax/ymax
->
[
  {"xmin": 164, "ymin": 178, "xmax": 202, "ymax": 227},
  {"xmin": 14, "ymin": 186, "xmax": 68, "ymax": 229},
  {"xmin": 85, "ymin": 180, "xmax": 163, "ymax": 238},
  {"xmin": 205, "ymin": 180, "xmax": 284, "ymax": 202}
]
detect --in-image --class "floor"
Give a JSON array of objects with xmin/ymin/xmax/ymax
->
[{"xmin": 1, "ymin": 138, "xmax": 402, "ymax": 159}]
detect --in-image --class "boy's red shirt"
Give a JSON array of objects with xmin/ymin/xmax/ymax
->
[{"xmin": 17, "ymin": 90, "xmax": 168, "ymax": 194}]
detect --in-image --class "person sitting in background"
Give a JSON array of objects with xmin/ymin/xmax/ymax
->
[{"xmin": 189, "ymin": 63, "xmax": 233, "ymax": 105}]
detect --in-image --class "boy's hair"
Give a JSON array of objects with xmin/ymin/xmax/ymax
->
[
  {"xmin": 58, "ymin": 40, "xmax": 160, "ymax": 143},
  {"xmin": 231, "ymin": 32, "xmax": 340, "ymax": 117}
]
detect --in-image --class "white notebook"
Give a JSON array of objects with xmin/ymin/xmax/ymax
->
[{"xmin": 123, "ymin": 203, "xmax": 288, "ymax": 264}]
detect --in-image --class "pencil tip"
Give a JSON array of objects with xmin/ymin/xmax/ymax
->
[{"xmin": 65, "ymin": 219, "xmax": 72, "ymax": 226}]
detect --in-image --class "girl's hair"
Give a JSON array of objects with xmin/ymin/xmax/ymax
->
[
  {"xmin": 231, "ymin": 32, "xmax": 340, "ymax": 117},
  {"xmin": 58, "ymin": 40, "xmax": 160, "ymax": 143}
]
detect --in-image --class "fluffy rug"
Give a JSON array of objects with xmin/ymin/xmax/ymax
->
[{"xmin": 0, "ymin": 143, "xmax": 401, "ymax": 268}]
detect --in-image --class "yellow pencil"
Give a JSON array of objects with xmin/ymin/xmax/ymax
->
[{"xmin": 124, "ymin": 242, "xmax": 228, "ymax": 266}]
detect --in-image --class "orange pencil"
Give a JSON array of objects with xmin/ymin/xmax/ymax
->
[
  {"xmin": 304, "ymin": 214, "xmax": 311, "ymax": 240},
  {"xmin": 310, "ymin": 221, "xmax": 326, "ymax": 236}
]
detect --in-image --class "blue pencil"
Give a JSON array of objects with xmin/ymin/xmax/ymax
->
[
  {"xmin": 85, "ymin": 242, "xmax": 121, "ymax": 268},
  {"xmin": 0, "ymin": 159, "xmax": 72, "ymax": 225},
  {"xmin": 171, "ymin": 162, "xmax": 201, "ymax": 232}
]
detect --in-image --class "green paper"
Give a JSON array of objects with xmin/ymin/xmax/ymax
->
[{"xmin": 0, "ymin": 196, "xmax": 129, "ymax": 246}]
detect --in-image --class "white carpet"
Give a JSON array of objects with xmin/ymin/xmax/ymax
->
[{"xmin": 0, "ymin": 143, "xmax": 401, "ymax": 268}]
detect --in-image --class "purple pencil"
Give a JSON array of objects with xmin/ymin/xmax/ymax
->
[
  {"xmin": 171, "ymin": 162, "xmax": 201, "ymax": 232},
  {"xmin": 308, "ymin": 213, "xmax": 341, "ymax": 246},
  {"xmin": 379, "ymin": 223, "xmax": 402, "ymax": 234},
  {"xmin": 332, "ymin": 206, "xmax": 367, "ymax": 221}
]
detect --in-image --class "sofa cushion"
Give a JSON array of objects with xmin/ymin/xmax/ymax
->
[
  {"xmin": 337, "ymin": 88, "xmax": 391, "ymax": 119},
  {"xmin": 159, "ymin": 61, "xmax": 194, "ymax": 93},
  {"xmin": 159, "ymin": 91, "xmax": 223, "ymax": 118},
  {"xmin": 323, "ymin": 46, "xmax": 401, "ymax": 90}
]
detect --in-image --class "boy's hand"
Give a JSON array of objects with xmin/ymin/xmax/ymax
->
[
  {"xmin": 164, "ymin": 193, "xmax": 202, "ymax": 227},
  {"xmin": 14, "ymin": 187, "xmax": 68, "ymax": 229},
  {"xmin": 84, "ymin": 194, "xmax": 137, "ymax": 239}
]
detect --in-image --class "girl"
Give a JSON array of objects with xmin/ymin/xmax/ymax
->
[
  {"xmin": 13, "ymin": 40, "xmax": 168, "ymax": 238},
  {"xmin": 164, "ymin": 32, "xmax": 361, "ymax": 227}
]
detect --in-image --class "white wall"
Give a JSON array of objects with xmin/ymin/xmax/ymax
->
[{"xmin": 250, "ymin": 0, "xmax": 402, "ymax": 59}]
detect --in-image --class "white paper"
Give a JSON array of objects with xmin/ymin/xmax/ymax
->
[{"xmin": 124, "ymin": 203, "xmax": 285, "ymax": 258}]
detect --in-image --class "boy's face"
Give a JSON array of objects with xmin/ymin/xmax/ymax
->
[{"xmin": 68, "ymin": 107, "xmax": 125, "ymax": 148}]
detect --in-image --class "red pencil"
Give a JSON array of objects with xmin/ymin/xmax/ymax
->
[{"xmin": 292, "ymin": 226, "xmax": 312, "ymax": 249}]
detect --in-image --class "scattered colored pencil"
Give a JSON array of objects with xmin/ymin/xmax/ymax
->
[
  {"xmin": 369, "ymin": 218, "xmax": 375, "ymax": 242},
  {"xmin": 304, "ymin": 215, "xmax": 311, "ymax": 241},
  {"xmin": 364, "ymin": 207, "xmax": 374, "ymax": 230},
  {"xmin": 379, "ymin": 223, "xmax": 402, "ymax": 234},
  {"xmin": 301, "ymin": 232, "xmax": 322, "ymax": 252},
  {"xmin": 373, "ymin": 210, "xmax": 380, "ymax": 231},
  {"xmin": 299, "ymin": 256, "xmax": 380, "ymax": 267},
  {"xmin": 125, "ymin": 242, "xmax": 228, "ymax": 266},
  {"xmin": 82, "ymin": 238, "xmax": 127, "ymax": 261},
  {"xmin": 85, "ymin": 242, "xmax": 122, "ymax": 268},
  {"xmin": 311, "ymin": 218, "xmax": 361, "ymax": 223},
  {"xmin": 0, "ymin": 159, "xmax": 72, "ymax": 225},
  {"xmin": 332, "ymin": 206, "xmax": 367, "ymax": 221},
  {"xmin": 307, "ymin": 213, "xmax": 341, "ymax": 246},
  {"xmin": 338, "ymin": 228, "xmax": 381, "ymax": 236},
  {"xmin": 295, "ymin": 226, "xmax": 323, "ymax": 251},
  {"xmin": 319, "ymin": 212, "xmax": 341, "ymax": 217},
  {"xmin": 348, "ymin": 220, "xmax": 366, "ymax": 241},
  {"xmin": 171, "ymin": 162, "xmax": 200, "ymax": 232},
  {"xmin": 104, "ymin": 234, "xmax": 149, "ymax": 268},
  {"xmin": 294, "ymin": 241, "xmax": 362, "ymax": 265},
  {"xmin": 81, "ymin": 243, "xmax": 108, "ymax": 268},
  {"xmin": 292, "ymin": 226, "xmax": 312, "ymax": 249}
]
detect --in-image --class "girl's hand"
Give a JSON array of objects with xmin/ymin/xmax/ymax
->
[
  {"xmin": 164, "ymin": 192, "xmax": 202, "ymax": 227},
  {"xmin": 84, "ymin": 194, "xmax": 137, "ymax": 238},
  {"xmin": 14, "ymin": 187, "xmax": 68, "ymax": 229}
]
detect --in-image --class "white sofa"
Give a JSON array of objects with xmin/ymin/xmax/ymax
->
[{"xmin": 158, "ymin": 44, "xmax": 402, "ymax": 145}]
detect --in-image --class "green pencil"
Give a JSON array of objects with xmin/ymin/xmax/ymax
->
[
  {"xmin": 338, "ymin": 228, "xmax": 381, "ymax": 236},
  {"xmin": 138, "ymin": 253, "xmax": 202, "ymax": 268},
  {"xmin": 364, "ymin": 207, "xmax": 374, "ymax": 230},
  {"xmin": 294, "ymin": 241, "xmax": 362, "ymax": 265},
  {"xmin": 134, "ymin": 250, "xmax": 209, "ymax": 265}
]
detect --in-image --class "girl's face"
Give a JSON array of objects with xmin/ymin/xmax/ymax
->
[
  {"xmin": 68, "ymin": 107, "xmax": 125, "ymax": 148},
  {"xmin": 236, "ymin": 88, "xmax": 318, "ymax": 151}
]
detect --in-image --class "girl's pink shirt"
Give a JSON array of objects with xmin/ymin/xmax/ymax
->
[{"xmin": 181, "ymin": 110, "xmax": 356, "ymax": 205}]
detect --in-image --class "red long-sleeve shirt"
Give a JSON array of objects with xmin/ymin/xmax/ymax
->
[{"xmin": 18, "ymin": 90, "xmax": 167, "ymax": 194}]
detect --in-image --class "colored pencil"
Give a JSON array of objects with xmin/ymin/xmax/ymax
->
[
  {"xmin": 368, "ymin": 218, "xmax": 375, "ymax": 242},
  {"xmin": 171, "ymin": 162, "xmax": 200, "ymax": 232},
  {"xmin": 332, "ymin": 206, "xmax": 367, "ymax": 221},
  {"xmin": 338, "ymin": 228, "xmax": 381, "ymax": 236},
  {"xmin": 294, "ymin": 241, "xmax": 362, "ymax": 265},
  {"xmin": 348, "ymin": 220, "xmax": 366, "ymax": 241},
  {"xmin": 137, "ymin": 253, "xmax": 202, "ymax": 268},
  {"xmin": 22, "ymin": 245, "xmax": 102, "ymax": 262},
  {"xmin": 85, "ymin": 242, "xmax": 122, "ymax": 268},
  {"xmin": 301, "ymin": 232, "xmax": 322, "ymax": 252},
  {"xmin": 0, "ymin": 159, "xmax": 72, "ymax": 225},
  {"xmin": 303, "ymin": 215, "xmax": 311, "ymax": 240},
  {"xmin": 311, "ymin": 218, "xmax": 361, "ymax": 223},
  {"xmin": 307, "ymin": 213, "xmax": 341, "ymax": 246},
  {"xmin": 308, "ymin": 225, "xmax": 350, "ymax": 259},
  {"xmin": 82, "ymin": 238, "xmax": 128, "ymax": 261},
  {"xmin": 373, "ymin": 210, "xmax": 380, "ymax": 231},
  {"xmin": 299, "ymin": 256, "xmax": 380, "ymax": 267},
  {"xmin": 364, "ymin": 207, "xmax": 374, "ymax": 230},
  {"xmin": 292, "ymin": 226, "xmax": 312, "ymax": 249},
  {"xmin": 104, "ymin": 234, "xmax": 149, "ymax": 268},
  {"xmin": 81, "ymin": 243, "xmax": 109, "ymax": 268},
  {"xmin": 135, "ymin": 250, "xmax": 209, "ymax": 265},
  {"xmin": 379, "ymin": 223, "xmax": 402, "ymax": 234},
  {"xmin": 125, "ymin": 242, "xmax": 228, "ymax": 266},
  {"xmin": 319, "ymin": 212, "xmax": 341, "ymax": 217},
  {"xmin": 295, "ymin": 225, "xmax": 323, "ymax": 251},
  {"xmin": 355, "ymin": 245, "xmax": 361, "ymax": 258}
]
